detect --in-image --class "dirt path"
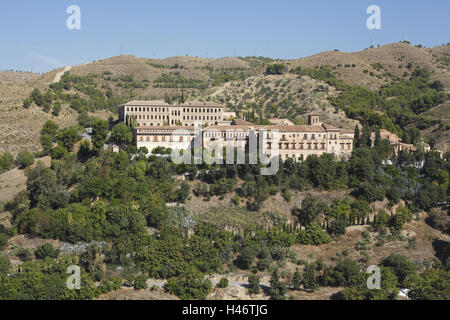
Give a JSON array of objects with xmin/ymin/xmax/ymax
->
[
  {"xmin": 53, "ymin": 66, "xmax": 72, "ymax": 83},
  {"xmin": 209, "ymin": 81, "xmax": 231, "ymax": 98}
]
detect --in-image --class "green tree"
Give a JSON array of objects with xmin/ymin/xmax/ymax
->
[
  {"xmin": 35, "ymin": 243, "xmax": 59, "ymax": 259},
  {"xmin": 51, "ymin": 145, "xmax": 68, "ymax": 160},
  {"xmin": 176, "ymin": 182, "xmax": 190, "ymax": 203},
  {"xmin": 31, "ymin": 88, "xmax": 44, "ymax": 106},
  {"xmin": 41, "ymin": 120, "xmax": 59, "ymax": 137},
  {"xmin": 292, "ymin": 267, "xmax": 301, "ymax": 290},
  {"xmin": 269, "ymin": 268, "xmax": 287, "ymax": 300},
  {"xmin": 0, "ymin": 252, "xmax": 10, "ymax": 276},
  {"xmin": 373, "ymin": 210, "xmax": 390, "ymax": 232},
  {"xmin": 164, "ymin": 271, "xmax": 212, "ymax": 300},
  {"xmin": 294, "ymin": 195, "xmax": 325, "ymax": 226},
  {"xmin": 407, "ymin": 268, "xmax": 450, "ymax": 300},
  {"xmin": 91, "ymin": 119, "xmax": 108, "ymax": 155},
  {"xmin": 248, "ymin": 274, "xmax": 261, "ymax": 295},
  {"xmin": 110, "ymin": 123, "xmax": 133, "ymax": 147},
  {"xmin": 23, "ymin": 97, "xmax": 32, "ymax": 109},
  {"xmin": 217, "ymin": 278, "xmax": 229, "ymax": 288},
  {"xmin": 16, "ymin": 151, "xmax": 35, "ymax": 168},
  {"xmin": 297, "ymin": 223, "xmax": 331, "ymax": 245},
  {"xmin": 238, "ymin": 245, "xmax": 258, "ymax": 269},
  {"xmin": 40, "ymin": 134, "xmax": 54, "ymax": 154},
  {"xmin": 134, "ymin": 275, "xmax": 148, "ymax": 290},
  {"xmin": 56, "ymin": 126, "xmax": 80, "ymax": 152},
  {"xmin": 52, "ymin": 102, "xmax": 62, "ymax": 116},
  {"xmin": 332, "ymin": 259, "xmax": 361, "ymax": 287},
  {"xmin": 389, "ymin": 205, "xmax": 413, "ymax": 232},
  {"xmin": 381, "ymin": 254, "xmax": 416, "ymax": 286},
  {"xmin": 78, "ymin": 140, "xmax": 91, "ymax": 159},
  {"xmin": 265, "ymin": 64, "xmax": 287, "ymax": 75},
  {"xmin": 303, "ymin": 263, "xmax": 318, "ymax": 291},
  {"xmin": 0, "ymin": 152, "xmax": 14, "ymax": 173}
]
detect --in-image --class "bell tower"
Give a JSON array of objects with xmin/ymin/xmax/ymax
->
[{"xmin": 308, "ymin": 114, "xmax": 321, "ymax": 125}]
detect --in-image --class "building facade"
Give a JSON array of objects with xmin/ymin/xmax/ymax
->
[
  {"xmin": 261, "ymin": 115, "xmax": 354, "ymax": 160},
  {"xmin": 134, "ymin": 112, "xmax": 355, "ymax": 161},
  {"xmin": 370, "ymin": 129, "xmax": 431, "ymax": 156},
  {"xmin": 119, "ymin": 100, "xmax": 226, "ymax": 127}
]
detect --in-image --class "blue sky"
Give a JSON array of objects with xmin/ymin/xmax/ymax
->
[{"xmin": 0, "ymin": 0, "xmax": 449, "ymax": 73}]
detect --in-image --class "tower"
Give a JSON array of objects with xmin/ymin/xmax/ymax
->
[{"xmin": 308, "ymin": 114, "xmax": 321, "ymax": 125}]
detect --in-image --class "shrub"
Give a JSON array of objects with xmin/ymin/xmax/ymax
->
[
  {"xmin": 265, "ymin": 64, "xmax": 287, "ymax": 75},
  {"xmin": 16, "ymin": 151, "xmax": 35, "ymax": 168},
  {"xmin": 217, "ymin": 277, "xmax": 229, "ymax": 288},
  {"xmin": 297, "ymin": 223, "xmax": 331, "ymax": 245},
  {"xmin": 134, "ymin": 275, "xmax": 148, "ymax": 290},
  {"xmin": 35, "ymin": 243, "xmax": 59, "ymax": 259}
]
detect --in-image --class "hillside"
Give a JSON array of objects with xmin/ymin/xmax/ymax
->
[
  {"xmin": 288, "ymin": 43, "xmax": 450, "ymax": 90},
  {"xmin": 0, "ymin": 42, "xmax": 449, "ymax": 156}
]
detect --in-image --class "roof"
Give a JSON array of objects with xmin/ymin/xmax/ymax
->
[
  {"xmin": 205, "ymin": 125, "xmax": 252, "ymax": 132},
  {"xmin": 124, "ymin": 100, "xmax": 168, "ymax": 106},
  {"xmin": 122, "ymin": 100, "xmax": 225, "ymax": 108},
  {"xmin": 135, "ymin": 122, "xmax": 347, "ymax": 134},
  {"xmin": 321, "ymin": 124, "xmax": 340, "ymax": 131},
  {"xmin": 269, "ymin": 118, "xmax": 295, "ymax": 125},
  {"xmin": 232, "ymin": 119, "xmax": 252, "ymax": 125},
  {"xmin": 181, "ymin": 101, "xmax": 223, "ymax": 107},
  {"xmin": 135, "ymin": 126, "xmax": 197, "ymax": 132}
]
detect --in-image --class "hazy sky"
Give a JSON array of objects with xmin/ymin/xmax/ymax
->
[{"xmin": 1, "ymin": 0, "xmax": 449, "ymax": 73}]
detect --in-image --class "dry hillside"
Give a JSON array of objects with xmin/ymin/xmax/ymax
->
[
  {"xmin": 288, "ymin": 42, "xmax": 450, "ymax": 90},
  {"xmin": 0, "ymin": 42, "xmax": 448, "ymax": 156}
]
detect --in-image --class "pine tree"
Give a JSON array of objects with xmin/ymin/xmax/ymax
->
[{"xmin": 248, "ymin": 274, "xmax": 261, "ymax": 295}]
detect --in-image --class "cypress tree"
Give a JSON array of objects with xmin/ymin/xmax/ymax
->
[
  {"xmin": 293, "ymin": 268, "xmax": 301, "ymax": 290},
  {"xmin": 303, "ymin": 263, "xmax": 318, "ymax": 291},
  {"xmin": 354, "ymin": 124, "xmax": 360, "ymax": 148}
]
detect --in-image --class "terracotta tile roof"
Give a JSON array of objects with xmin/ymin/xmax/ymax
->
[
  {"xmin": 123, "ymin": 100, "xmax": 225, "ymax": 108},
  {"xmin": 135, "ymin": 126, "xmax": 196, "ymax": 132},
  {"xmin": 180, "ymin": 101, "xmax": 223, "ymax": 107},
  {"xmin": 232, "ymin": 119, "xmax": 253, "ymax": 125},
  {"xmin": 263, "ymin": 125, "xmax": 327, "ymax": 132},
  {"xmin": 124, "ymin": 100, "xmax": 168, "ymax": 106},
  {"xmin": 321, "ymin": 124, "xmax": 340, "ymax": 131},
  {"xmin": 205, "ymin": 125, "xmax": 252, "ymax": 131}
]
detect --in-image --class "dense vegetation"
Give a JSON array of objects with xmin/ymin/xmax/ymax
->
[
  {"xmin": 0, "ymin": 115, "xmax": 448, "ymax": 300},
  {"xmin": 292, "ymin": 66, "xmax": 449, "ymax": 144}
]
